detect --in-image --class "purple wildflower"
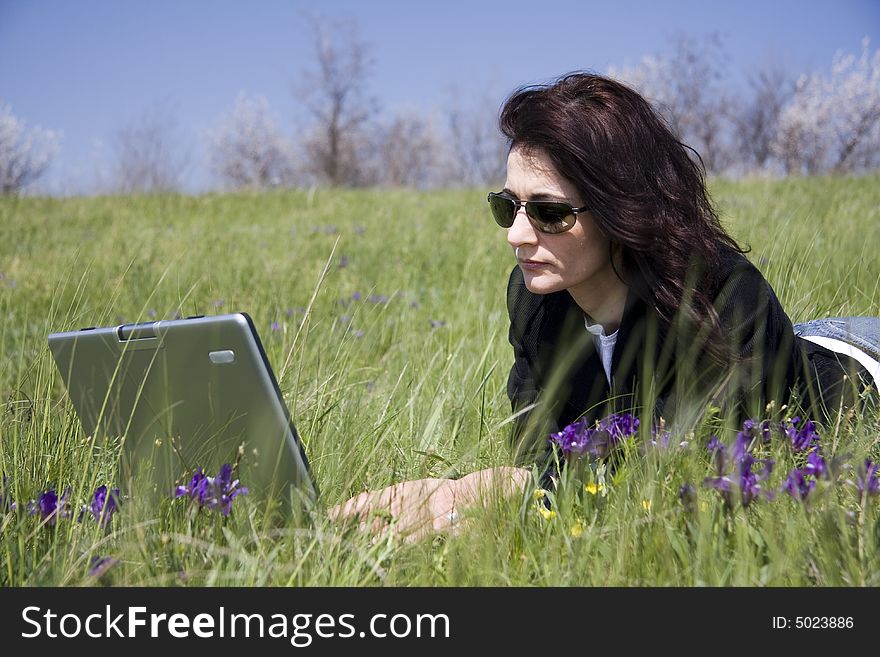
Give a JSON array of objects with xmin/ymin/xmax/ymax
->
[
  {"xmin": 548, "ymin": 412, "xmax": 639, "ymax": 462},
  {"xmin": 549, "ymin": 418, "xmax": 593, "ymax": 459},
  {"xmin": 678, "ymin": 483, "xmax": 697, "ymax": 513},
  {"xmin": 367, "ymin": 294, "xmax": 389, "ymax": 304},
  {"xmin": 429, "ymin": 320, "xmax": 447, "ymax": 329},
  {"xmin": 176, "ymin": 467, "xmax": 210, "ymax": 503},
  {"xmin": 706, "ymin": 435, "xmax": 723, "ymax": 451},
  {"xmin": 649, "ymin": 426, "xmax": 671, "ymax": 449},
  {"xmin": 353, "ymin": 330, "xmax": 365, "ymax": 338},
  {"xmin": 599, "ymin": 413, "xmax": 640, "ymax": 442},
  {"xmin": 782, "ymin": 468, "xmax": 816, "ymax": 500},
  {"xmin": 338, "ymin": 255, "xmax": 349, "ymax": 268},
  {"xmin": 88, "ymin": 555, "xmax": 118, "ymax": 578},
  {"xmin": 856, "ymin": 459, "xmax": 880, "ymax": 496},
  {"xmin": 779, "ymin": 448, "xmax": 829, "ymax": 502},
  {"xmin": 737, "ymin": 418, "xmax": 772, "ymax": 446},
  {"xmin": 271, "ymin": 321, "xmax": 280, "ymax": 332},
  {"xmin": 147, "ymin": 308, "xmax": 157, "ymax": 319},
  {"xmin": 741, "ymin": 456, "xmax": 775, "ymax": 506},
  {"xmin": 805, "ymin": 450, "xmax": 827, "ymax": 477},
  {"xmin": 351, "ymin": 291, "xmax": 362, "ymax": 301},
  {"xmin": 87, "ymin": 486, "xmax": 120, "ymax": 528},
  {"xmin": 0, "ymin": 476, "xmax": 15, "ymax": 513},
  {"xmin": 28, "ymin": 487, "xmax": 72, "ymax": 525},
  {"xmin": 782, "ymin": 416, "xmax": 820, "ymax": 452},
  {"xmin": 703, "ymin": 438, "xmax": 774, "ymax": 508},
  {"xmin": 175, "ymin": 465, "xmax": 248, "ymax": 516},
  {"xmin": 706, "ymin": 436, "xmax": 728, "ymax": 472}
]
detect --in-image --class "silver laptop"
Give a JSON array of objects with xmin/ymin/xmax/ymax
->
[{"xmin": 47, "ymin": 313, "xmax": 317, "ymax": 510}]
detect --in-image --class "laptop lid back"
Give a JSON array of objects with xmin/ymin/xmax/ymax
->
[{"xmin": 48, "ymin": 313, "xmax": 316, "ymax": 509}]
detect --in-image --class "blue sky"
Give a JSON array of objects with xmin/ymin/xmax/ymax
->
[{"xmin": 2, "ymin": 0, "xmax": 878, "ymax": 194}]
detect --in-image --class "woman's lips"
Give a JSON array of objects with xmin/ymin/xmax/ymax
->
[{"xmin": 518, "ymin": 259, "xmax": 547, "ymax": 271}]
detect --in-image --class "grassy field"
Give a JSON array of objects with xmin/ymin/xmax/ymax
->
[{"xmin": 0, "ymin": 176, "xmax": 878, "ymax": 586}]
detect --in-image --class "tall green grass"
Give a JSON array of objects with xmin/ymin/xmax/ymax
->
[{"xmin": 0, "ymin": 177, "xmax": 878, "ymax": 586}]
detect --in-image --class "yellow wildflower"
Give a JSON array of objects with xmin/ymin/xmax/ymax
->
[
  {"xmin": 584, "ymin": 482, "xmax": 604, "ymax": 495},
  {"xmin": 538, "ymin": 506, "xmax": 556, "ymax": 521},
  {"xmin": 642, "ymin": 499, "xmax": 653, "ymax": 512},
  {"xmin": 570, "ymin": 520, "xmax": 585, "ymax": 537}
]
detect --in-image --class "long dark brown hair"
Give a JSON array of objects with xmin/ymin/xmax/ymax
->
[{"xmin": 499, "ymin": 72, "xmax": 745, "ymax": 359}]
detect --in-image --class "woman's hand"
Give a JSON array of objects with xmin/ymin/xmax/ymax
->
[{"xmin": 327, "ymin": 467, "xmax": 530, "ymax": 542}]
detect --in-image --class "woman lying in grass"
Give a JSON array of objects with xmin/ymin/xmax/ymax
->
[{"xmin": 330, "ymin": 72, "xmax": 879, "ymax": 540}]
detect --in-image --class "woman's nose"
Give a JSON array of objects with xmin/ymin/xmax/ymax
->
[{"xmin": 506, "ymin": 208, "xmax": 538, "ymax": 249}]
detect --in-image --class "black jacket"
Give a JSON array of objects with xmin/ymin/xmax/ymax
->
[{"xmin": 506, "ymin": 250, "xmax": 867, "ymax": 467}]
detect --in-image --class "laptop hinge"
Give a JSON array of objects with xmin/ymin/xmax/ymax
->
[{"xmin": 118, "ymin": 321, "xmax": 158, "ymax": 341}]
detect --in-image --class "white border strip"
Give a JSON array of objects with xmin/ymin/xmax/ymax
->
[{"xmin": 799, "ymin": 335, "xmax": 880, "ymax": 385}]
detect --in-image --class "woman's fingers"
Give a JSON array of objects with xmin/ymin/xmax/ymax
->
[{"xmin": 326, "ymin": 468, "xmax": 531, "ymax": 541}]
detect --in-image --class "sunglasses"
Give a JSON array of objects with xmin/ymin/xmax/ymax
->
[{"xmin": 487, "ymin": 191, "xmax": 588, "ymax": 234}]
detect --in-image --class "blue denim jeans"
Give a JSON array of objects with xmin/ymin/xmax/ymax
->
[{"xmin": 793, "ymin": 316, "xmax": 880, "ymax": 384}]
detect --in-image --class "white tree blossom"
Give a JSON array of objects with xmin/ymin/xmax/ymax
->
[
  {"xmin": 609, "ymin": 33, "xmax": 735, "ymax": 174},
  {"xmin": 443, "ymin": 89, "xmax": 507, "ymax": 187},
  {"xmin": 376, "ymin": 110, "xmax": 446, "ymax": 188},
  {"xmin": 774, "ymin": 38, "xmax": 880, "ymax": 174},
  {"xmin": 0, "ymin": 104, "xmax": 60, "ymax": 195},
  {"xmin": 208, "ymin": 93, "xmax": 295, "ymax": 190},
  {"xmin": 297, "ymin": 15, "xmax": 376, "ymax": 187},
  {"xmin": 111, "ymin": 105, "xmax": 188, "ymax": 194}
]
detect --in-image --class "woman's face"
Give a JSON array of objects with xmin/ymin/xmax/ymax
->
[{"xmin": 503, "ymin": 146, "xmax": 626, "ymax": 319}]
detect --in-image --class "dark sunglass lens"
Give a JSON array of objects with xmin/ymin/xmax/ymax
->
[
  {"xmin": 529, "ymin": 202, "xmax": 575, "ymax": 234},
  {"xmin": 488, "ymin": 194, "xmax": 516, "ymax": 227}
]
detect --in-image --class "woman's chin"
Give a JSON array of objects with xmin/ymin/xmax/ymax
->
[{"xmin": 522, "ymin": 273, "xmax": 564, "ymax": 295}]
